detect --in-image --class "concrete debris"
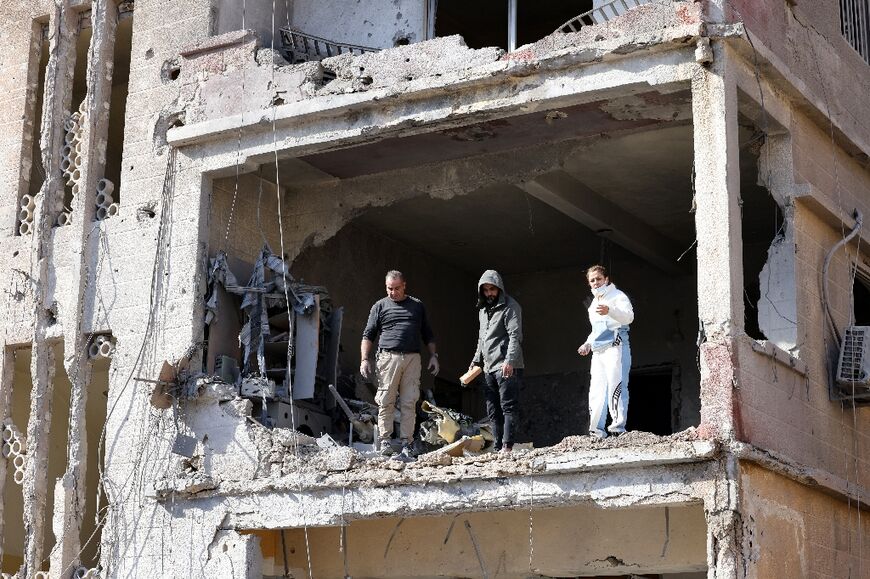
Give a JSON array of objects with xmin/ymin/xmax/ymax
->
[
  {"xmin": 505, "ymin": 1, "xmax": 703, "ymax": 63},
  {"xmin": 318, "ymin": 35, "xmax": 504, "ymax": 95},
  {"xmin": 418, "ymin": 401, "xmax": 493, "ymax": 454}
]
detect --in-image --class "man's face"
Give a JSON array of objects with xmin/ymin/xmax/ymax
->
[
  {"xmin": 587, "ymin": 271, "xmax": 609, "ymax": 290},
  {"xmin": 482, "ymin": 283, "xmax": 500, "ymax": 303},
  {"xmin": 385, "ymin": 277, "xmax": 406, "ymax": 302}
]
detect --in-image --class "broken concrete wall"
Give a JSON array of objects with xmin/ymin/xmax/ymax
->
[
  {"xmin": 738, "ymin": 462, "xmax": 870, "ymax": 578},
  {"xmin": 288, "ymin": 0, "xmax": 427, "ymax": 49}
]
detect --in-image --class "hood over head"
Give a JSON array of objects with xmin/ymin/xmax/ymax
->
[{"xmin": 477, "ymin": 269, "xmax": 506, "ymax": 308}]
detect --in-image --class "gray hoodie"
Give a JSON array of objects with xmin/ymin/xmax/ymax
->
[{"xmin": 472, "ymin": 270, "xmax": 524, "ymax": 373}]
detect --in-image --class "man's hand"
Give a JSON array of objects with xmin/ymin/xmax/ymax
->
[
  {"xmin": 428, "ymin": 355, "xmax": 440, "ymax": 376},
  {"xmin": 595, "ymin": 303, "xmax": 609, "ymax": 316},
  {"xmin": 577, "ymin": 344, "xmax": 591, "ymax": 356},
  {"xmin": 360, "ymin": 359, "xmax": 373, "ymax": 380},
  {"xmin": 502, "ymin": 362, "xmax": 514, "ymax": 378}
]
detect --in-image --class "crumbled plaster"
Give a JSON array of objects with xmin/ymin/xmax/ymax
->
[{"xmin": 318, "ymin": 35, "xmax": 504, "ymax": 94}]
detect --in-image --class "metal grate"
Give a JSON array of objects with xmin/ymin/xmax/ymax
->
[
  {"xmin": 841, "ymin": 0, "xmax": 870, "ymax": 64},
  {"xmin": 835, "ymin": 326, "xmax": 870, "ymax": 403},
  {"xmin": 555, "ymin": 0, "xmax": 656, "ymax": 35},
  {"xmin": 278, "ymin": 27, "xmax": 378, "ymax": 64}
]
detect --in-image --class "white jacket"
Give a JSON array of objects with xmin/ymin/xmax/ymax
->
[{"xmin": 583, "ymin": 283, "xmax": 634, "ymax": 352}]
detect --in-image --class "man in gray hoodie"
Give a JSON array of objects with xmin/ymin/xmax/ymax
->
[{"xmin": 469, "ymin": 270, "xmax": 524, "ymax": 452}]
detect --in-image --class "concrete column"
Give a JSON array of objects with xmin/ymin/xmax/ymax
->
[
  {"xmin": 691, "ymin": 41, "xmax": 743, "ymax": 440},
  {"xmin": 23, "ymin": 1, "xmax": 77, "ymax": 576},
  {"xmin": 52, "ymin": 0, "xmax": 119, "ymax": 572}
]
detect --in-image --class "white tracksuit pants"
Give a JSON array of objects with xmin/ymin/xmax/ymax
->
[{"xmin": 589, "ymin": 334, "xmax": 631, "ymax": 437}]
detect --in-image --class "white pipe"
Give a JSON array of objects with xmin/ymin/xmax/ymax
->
[
  {"xmin": 19, "ymin": 208, "xmax": 31, "ymax": 223},
  {"xmin": 96, "ymin": 206, "xmax": 108, "ymax": 220},
  {"xmin": 74, "ymin": 567, "xmax": 87, "ymax": 579},
  {"xmin": 71, "ymin": 168, "xmax": 81, "ymax": 182},
  {"xmin": 88, "ymin": 342, "xmax": 101, "ymax": 358},
  {"xmin": 95, "ymin": 193, "xmax": 107, "ymax": 207},
  {"xmin": 13, "ymin": 454, "xmax": 25, "ymax": 469},
  {"xmin": 10, "ymin": 439, "xmax": 21, "ymax": 455},
  {"xmin": 107, "ymin": 203, "xmax": 119, "ymax": 217},
  {"xmin": 13, "ymin": 469, "xmax": 25, "ymax": 485},
  {"xmin": 21, "ymin": 194, "xmax": 35, "ymax": 210},
  {"xmin": 98, "ymin": 340, "xmax": 113, "ymax": 357},
  {"xmin": 1, "ymin": 442, "xmax": 9, "ymax": 458},
  {"xmin": 57, "ymin": 212, "xmax": 71, "ymax": 226},
  {"xmin": 95, "ymin": 335, "xmax": 106, "ymax": 345},
  {"xmin": 1, "ymin": 426, "xmax": 12, "ymax": 441},
  {"xmin": 61, "ymin": 156, "xmax": 73, "ymax": 173},
  {"xmin": 18, "ymin": 221, "xmax": 31, "ymax": 236},
  {"xmin": 97, "ymin": 178, "xmax": 114, "ymax": 195}
]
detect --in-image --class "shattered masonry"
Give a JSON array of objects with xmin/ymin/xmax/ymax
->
[{"xmin": 0, "ymin": 1, "xmax": 868, "ymax": 578}]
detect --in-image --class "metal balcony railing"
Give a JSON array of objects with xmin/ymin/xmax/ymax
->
[
  {"xmin": 840, "ymin": 0, "xmax": 870, "ymax": 64},
  {"xmin": 555, "ymin": 0, "xmax": 656, "ymax": 34},
  {"xmin": 279, "ymin": 27, "xmax": 379, "ymax": 63}
]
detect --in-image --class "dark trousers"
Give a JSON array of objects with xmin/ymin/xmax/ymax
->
[{"xmin": 483, "ymin": 368, "xmax": 522, "ymax": 449}]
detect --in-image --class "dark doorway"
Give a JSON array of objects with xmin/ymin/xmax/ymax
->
[
  {"xmin": 435, "ymin": 0, "xmax": 509, "ymax": 50},
  {"xmin": 853, "ymin": 271, "xmax": 870, "ymax": 326},
  {"xmin": 625, "ymin": 366, "xmax": 674, "ymax": 435}
]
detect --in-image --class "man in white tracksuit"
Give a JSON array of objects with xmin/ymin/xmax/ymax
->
[{"xmin": 577, "ymin": 265, "xmax": 634, "ymax": 439}]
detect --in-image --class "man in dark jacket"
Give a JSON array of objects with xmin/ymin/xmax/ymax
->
[{"xmin": 469, "ymin": 270, "xmax": 524, "ymax": 452}]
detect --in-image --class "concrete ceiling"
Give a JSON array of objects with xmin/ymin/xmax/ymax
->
[
  {"xmin": 353, "ymin": 183, "xmax": 636, "ymax": 275},
  {"xmin": 274, "ymin": 89, "xmax": 775, "ymax": 277}
]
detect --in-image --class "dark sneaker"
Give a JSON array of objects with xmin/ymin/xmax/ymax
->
[{"xmin": 379, "ymin": 441, "xmax": 395, "ymax": 457}]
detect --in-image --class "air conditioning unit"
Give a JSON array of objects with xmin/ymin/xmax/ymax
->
[{"xmin": 834, "ymin": 326, "xmax": 870, "ymax": 404}]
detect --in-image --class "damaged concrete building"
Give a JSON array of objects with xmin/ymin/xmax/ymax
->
[{"xmin": 0, "ymin": 0, "xmax": 868, "ymax": 577}]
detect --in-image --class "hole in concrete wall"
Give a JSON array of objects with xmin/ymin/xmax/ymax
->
[
  {"xmin": 739, "ymin": 131, "xmax": 786, "ymax": 342},
  {"xmin": 102, "ymin": 14, "xmax": 134, "ymax": 211},
  {"xmin": 23, "ymin": 32, "xmax": 50, "ymax": 211},
  {"xmin": 160, "ymin": 58, "xmax": 180, "ymax": 83},
  {"xmin": 1, "ymin": 345, "xmax": 70, "ymax": 572},
  {"xmin": 78, "ymin": 354, "xmax": 110, "ymax": 567},
  {"xmin": 208, "ymin": 99, "xmax": 705, "ymax": 445},
  {"xmin": 43, "ymin": 343, "xmax": 72, "ymax": 570},
  {"xmin": 1, "ymin": 347, "xmax": 32, "ymax": 573}
]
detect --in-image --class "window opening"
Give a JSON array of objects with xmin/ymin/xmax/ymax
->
[{"xmin": 840, "ymin": 0, "xmax": 870, "ymax": 64}]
